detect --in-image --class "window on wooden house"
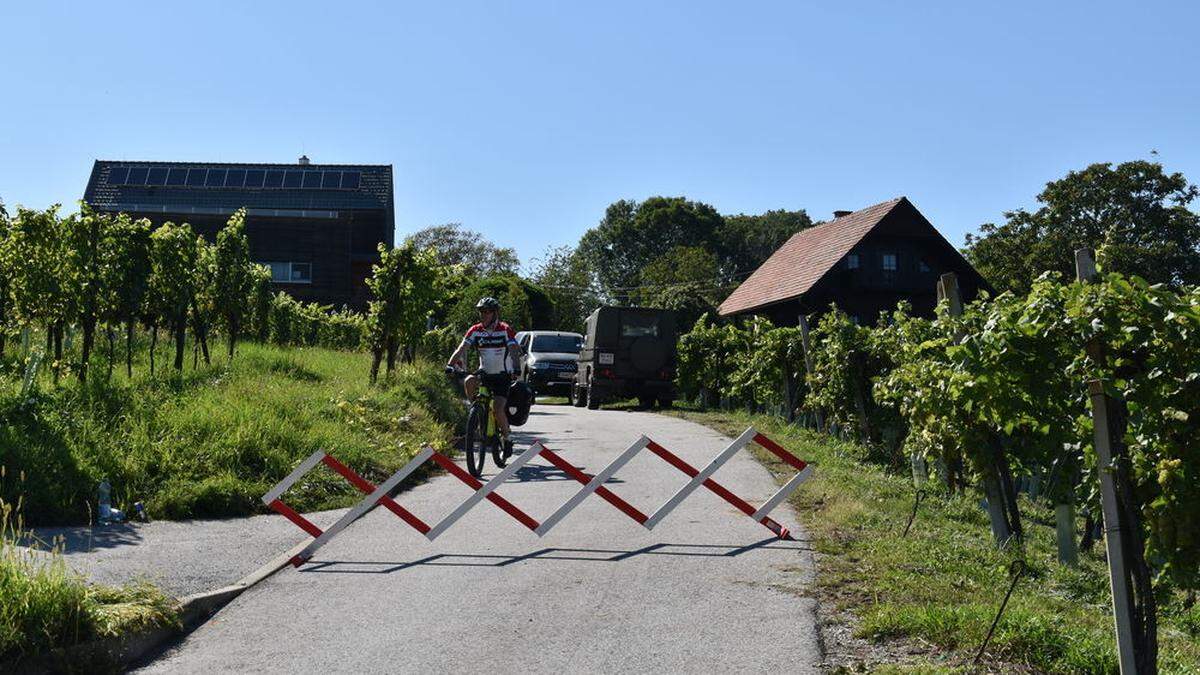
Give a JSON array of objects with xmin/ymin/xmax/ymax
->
[
  {"xmin": 846, "ymin": 253, "xmax": 860, "ymax": 270},
  {"xmin": 265, "ymin": 262, "xmax": 313, "ymax": 284}
]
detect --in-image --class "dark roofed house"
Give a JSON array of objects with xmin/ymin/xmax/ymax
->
[
  {"xmin": 83, "ymin": 157, "xmax": 394, "ymax": 309},
  {"xmin": 718, "ymin": 197, "xmax": 988, "ymax": 325}
]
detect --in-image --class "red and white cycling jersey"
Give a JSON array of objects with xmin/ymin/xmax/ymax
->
[{"xmin": 458, "ymin": 321, "xmax": 518, "ymax": 374}]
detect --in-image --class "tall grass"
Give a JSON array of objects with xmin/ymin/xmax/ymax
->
[
  {"xmin": 0, "ymin": 487, "xmax": 178, "ymax": 662},
  {"xmin": 672, "ymin": 408, "xmax": 1200, "ymax": 674},
  {"xmin": 0, "ymin": 338, "xmax": 462, "ymax": 524}
]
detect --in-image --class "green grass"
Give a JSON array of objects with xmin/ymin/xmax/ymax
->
[
  {"xmin": 0, "ymin": 500, "xmax": 180, "ymax": 664},
  {"xmin": 1, "ymin": 339, "xmax": 463, "ymax": 524},
  {"xmin": 667, "ymin": 408, "xmax": 1200, "ymax": 674}
]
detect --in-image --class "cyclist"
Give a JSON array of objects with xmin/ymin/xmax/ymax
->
[{"xmin": 447, "ymin": 297, "xmax": 519, "ymax": 453}]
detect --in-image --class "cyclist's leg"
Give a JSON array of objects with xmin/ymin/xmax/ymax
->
[
  {"xmin": 463, "ymin": 373, "xmax": 479, "ymax": 400},
  {"xmin": 492, "ymin": 395, "xmax": 510, "ymax": 437}
]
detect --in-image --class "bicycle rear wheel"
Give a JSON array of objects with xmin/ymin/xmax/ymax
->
[{"xmin": 464, "ymin": 404, "xmax": 488, "ymax": 478}]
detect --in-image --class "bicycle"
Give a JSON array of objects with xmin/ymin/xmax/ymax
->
[{"xmin": 445, "ymin": 366, "xmax": 512, "ymax": 478}]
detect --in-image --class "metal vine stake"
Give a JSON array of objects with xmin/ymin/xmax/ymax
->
[
  {"xmin": 974, "ymin": 559, "xmax": 1028, "ymax": 665},
  {"xmin": 901, "ymin": 489, "xmax": 926, "ymax": 538}
]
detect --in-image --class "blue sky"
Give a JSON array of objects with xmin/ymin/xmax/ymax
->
[{"xmin": 1, "ymin": 1, "xmax": 1196, "ymax": 267}]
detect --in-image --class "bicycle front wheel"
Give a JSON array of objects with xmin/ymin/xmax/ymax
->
[
  {"xmin": 464, "ymin": 404, "xmax": 488, "ymax": 478},
  {"xmin": 492, "ymin": 434, "xmax": 509, "ymax": 468}
]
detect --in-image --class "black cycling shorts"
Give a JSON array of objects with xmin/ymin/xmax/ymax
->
[{"xmin": 479, "ymin": 372, "xmax": 511, "ymax": 398}]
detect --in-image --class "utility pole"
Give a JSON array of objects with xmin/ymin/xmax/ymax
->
[{"xmin": 1076, "ymin": 248, "xmax": 1140, "ymax": 674}]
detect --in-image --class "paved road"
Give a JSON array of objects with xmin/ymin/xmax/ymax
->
[
  {"xmin": 138, "ymin": 404, "xmax": 820, "ymax": 673},
  {"xmin": 30, "ymin": 509, "xmax": 347, "ymax": 598}
]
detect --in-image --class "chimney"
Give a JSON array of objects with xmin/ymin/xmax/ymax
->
[
  {"xmin": 298, "ymin": 155, "xmax": 310, "ymax": 166},
  {"xmin": 833, "ymin": 210, "xmax": 853, "ymax": 218}
]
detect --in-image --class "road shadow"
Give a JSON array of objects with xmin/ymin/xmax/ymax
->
[
  {"xmin": 298, "ymin": 536, "xmax": 811, "ymax": 574},
  {"xmin": 502, "ymin": 463, "xmax": 626, "ymax": 484},
  {"xmin": 22, "ymin": 523, "xmax": 144, "ymax": 554}
]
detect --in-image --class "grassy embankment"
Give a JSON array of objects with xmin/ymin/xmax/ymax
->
[
  {"xmin": 668, "ymin": 408, "xmax": 1200, "ymax": 674},
  {"xmin": 0, "ymin": 337, "xmax": 460, "ymax": 662},
  {"xmin": 1, "ymin": 339, "xmax": 462, "ymax": 525},
  {"xmin": 0, "ymin": 503, "xmax": 179, "ymax": 665}
]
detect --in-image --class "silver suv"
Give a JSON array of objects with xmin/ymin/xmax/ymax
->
[{"xmin": 515, "ymin": 331, "xmax": 584, "ymax": 395}]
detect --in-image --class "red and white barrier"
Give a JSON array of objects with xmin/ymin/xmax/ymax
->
[{"xmin": 261, "ymin": 427, "xmax": 812, "ymax": 566}]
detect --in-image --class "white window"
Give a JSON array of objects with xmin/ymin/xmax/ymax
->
[
  {"xmin": 918, "ymin": 259, "xmax": 932, "ymax": 273},
  {"xmin": 882, "ymin": 253, "xmax": 898, "ymax": 272},
  {"xmin": 846, "ymin": 253, "xmax": 860, "ymax": 270},
  {"xmin": 265, "ymin": 262, "xmax": 313, "ymax": 284}
]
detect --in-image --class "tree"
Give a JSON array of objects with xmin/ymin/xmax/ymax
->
[
  {"xmin": 5, "ymin": 206, "xmax": 71, "ymax": 376},
  {"xmin": 191, "ymin": 236, "xmax": 216, "ymax": 367},
  {"xmin": 248, "ymin": 264, "xmax": 273, "ymax": 342},
  {"xmin": 527, "ymin": 245, "xmax": 599, "ymax": 332},
  {"xmin": 447, "ymin": 275, "xmax": 555, "ymax": 334},
  {"xmin": 213, "ymin": 210, "xmax": 253, "ymax": 357},
  {"xmin": 634, "ymin": 246, "xmax": 724, "ymax": 328},
  {"xmin": 965, "ymin": 160, "xmax": 1200, "ymax": 294},
  {"xmin": 0, "ymin": 201, "xmax": 10, "ymax": 359},
  {"xmin": 365, "ymin": 242, "xmax": 443, "ymax": 382},
  {"xmin": 577, "ymin": 197, "xmax": 724, "ymax": 303},
  {"xmin": 149, "ymin": 222, "xmax": 199, "ymax": 372},
  {"xmin": 63, "ymin": 205, "xmax": 108, "ymax": 383},
  {"xmin": 101, "ymin": 213, "xmax": 153, "ymax": 377},
  {"xmin": 717, "ymin": 209, "xmax": 812, "ymax": 282},
  {"xmin": 405, "ymin": 223, "xmax": 520, "ymax": 277}
]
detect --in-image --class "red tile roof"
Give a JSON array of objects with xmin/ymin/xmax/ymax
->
[{"xmin": 718, "ymin": 197, "xmax": 905, "ymax": 316}]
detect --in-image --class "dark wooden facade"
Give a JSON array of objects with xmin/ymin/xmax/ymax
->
[
  {"xmin": 719, "ymin": 197, "xmax": 989, "ymax": 326},
  {"xmin": 83, "ymin": 159, "xmax": 394, "ymax": 309}
]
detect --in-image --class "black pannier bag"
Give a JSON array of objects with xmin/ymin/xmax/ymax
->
[{"xmin": 505, "ymin": 380, "xmax": 535, "ymax": 426}]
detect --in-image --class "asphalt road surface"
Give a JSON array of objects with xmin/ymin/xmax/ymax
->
[{"xmin": 138, "ymin": 404, "xmax": 820, "ymax": 673}]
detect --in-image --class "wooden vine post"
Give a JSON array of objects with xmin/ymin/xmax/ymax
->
[
  {"xmin": 797, "ymin": 313, "xmax": 824, "ymax": 431},
  {"xmin": 1075, "ymin": 248, "xmax": 1152, "ymax": 674}
]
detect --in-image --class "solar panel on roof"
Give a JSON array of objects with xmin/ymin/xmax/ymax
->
[
  {"xmin": 340, "ymin": 171, "xmax": 360, "ymax": 189},
  {"xmin": 225, "ymin": 169, "xmax": 246, "ymax": 188},
  {"xmin": 205, "ymin": 169, "xmax": 227, "ymax": 187},
  {"xmin": 322, "ymin": 171, "xmax": 341, "ymax": 189},
  {"xmin": 264, "ymin": 170, "xmax": 284, "ymax": 188},
  {"xmin": 244, "ymin": 169, "xmax": 265, "ymax": 188},
  {"xmin": 166, "ymin": 168, "xmax": 187, "ymax": 186},
  {"xmin": 108, "ymin": 167, "xmax": 130, "ymax": 185},
  {"xmin": 186, "ymin": 169, "xmax": 207, "ymax": 186},
  {"xmin": 302, "ymin": 171, "xmax": 321, "ymax": 189},
  {"xmin": 147, "ymin": 167, "xmax": 168, "ymax": 186},
  {"xmin": 126, "ymin": 167, "xmax": 149, "ymax": 185},
  {"xmin": 283, "ymin": 171, "xmax": 302, "ymax": 188}
]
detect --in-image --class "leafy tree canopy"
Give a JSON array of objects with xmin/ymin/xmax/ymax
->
[
  {"xmin": 448, "ymin": 275, "xmax": 555, "ymax": 333},
  {"xmin": 577, "ymin": 198, "xmax": 811, "ymax": 305},
  {"xmin": 405, "ymin": 223, "xmax": 520, "ymax": 278},
  {"xmin": 528, "ymin": 245, "xmax": 599, "ymax": 333},
  {"xmin": 577, "ymin": 197, "xmax": 723, "ymax": 303},
  {"xmin": 718, "ymin": 208, "xmax": 811, "ymax": 282},
  {"xmin": 635, "ymin": 245, "xmax": 724, "ymax": 328},
  {"xmin": 965, "ymin": 160, "xmax": 1200, "ymax": 294}
]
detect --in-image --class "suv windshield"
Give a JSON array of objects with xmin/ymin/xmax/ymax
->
[
  {"xmin": 620, "ymin": 313, "xmax": 659, "ymax": 338},
  {"xmin": 531, "ymin": 335, "xmax": 582, "ymax": 353}
]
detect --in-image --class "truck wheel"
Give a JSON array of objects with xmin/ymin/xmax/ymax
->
[
  {"xmin": 586, "ymin": 381, "xmax": 600, "ymax": 410},
  {"xmin": 571, "ymin": 384, "xmax": 586, "ymax": 407}
]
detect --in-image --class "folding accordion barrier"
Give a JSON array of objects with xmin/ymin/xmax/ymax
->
[{"xmin": 261, "ymin": 427, "xmax": 813, "ymax": 566}]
